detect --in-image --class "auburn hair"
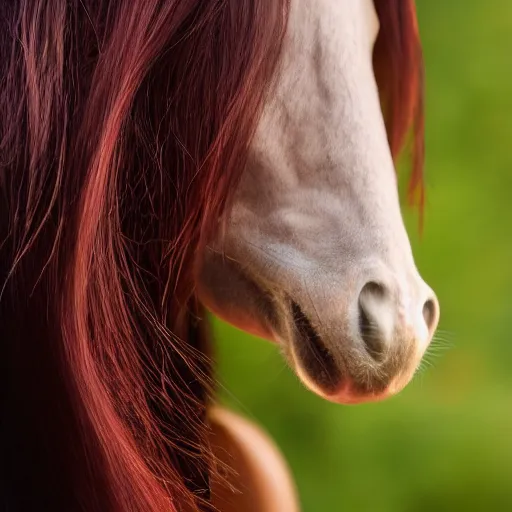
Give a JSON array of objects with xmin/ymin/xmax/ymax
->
[{"xmin": 0, "ymin": 1, "xmax": 423, "ymax": 510}]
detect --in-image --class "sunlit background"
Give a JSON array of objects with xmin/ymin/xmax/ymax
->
[{"xmin": 212, "ymin": 1, "xmax": 512, "ymax": 510}]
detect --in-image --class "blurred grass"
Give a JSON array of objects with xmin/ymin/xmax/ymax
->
[{"xmin": 212, "ymin": 1, "xmax": 512, "ymax": 510}]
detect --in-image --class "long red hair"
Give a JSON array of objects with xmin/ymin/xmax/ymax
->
[{"xmin": 0, "ymin": 1, "xmax": 423, "ymax": 510}]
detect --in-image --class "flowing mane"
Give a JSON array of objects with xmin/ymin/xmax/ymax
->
[{"xmin": 0, "ymin": 1, "xmax": 423, "ymax": 510}]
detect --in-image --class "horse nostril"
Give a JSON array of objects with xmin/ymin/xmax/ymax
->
[
  {"xmin": 422, "ymin": 297, "xmax": 438, "ymax": 332},
  {"xmin": 358, "ymin": 304, "xmax": 380, "ymax": 359},
  {"xmin": 357, "ymin": 281, "xmax": 392, "ymax": 361}
]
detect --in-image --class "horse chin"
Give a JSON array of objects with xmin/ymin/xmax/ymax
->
[
  {"xmin": 297, "ymin": 371, "xmax": 411, "ymax": 405},
  {"xmin": 289, "ymin": 345, "xmax": 422, "ymax": 405}
]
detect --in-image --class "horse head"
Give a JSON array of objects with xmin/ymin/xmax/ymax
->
[{"xmin": 198, "ymin": 0, "xmax": 439, "ymax": 404}]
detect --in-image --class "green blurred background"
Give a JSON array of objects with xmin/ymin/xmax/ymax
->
[{"xmin": 213, "ymin": 2, "xmax": 512, "ymax": 510}]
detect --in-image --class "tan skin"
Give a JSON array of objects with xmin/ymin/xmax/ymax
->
[{"xmin": 209, "ymin": 407, "xmax": 300, "ymax": 512}]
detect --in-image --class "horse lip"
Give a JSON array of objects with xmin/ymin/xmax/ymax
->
[
  {"xmin": 288, "ymin": 299, "xmax": 342, "ymax": 393},
  {"xmin": 324, "ymin": 382, "xmax": 391, "ymax": 404}
]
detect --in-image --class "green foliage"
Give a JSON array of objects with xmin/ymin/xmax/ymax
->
[{"xmin": 213, "ymin": 1, "xmax": 512, "ymax": 509}]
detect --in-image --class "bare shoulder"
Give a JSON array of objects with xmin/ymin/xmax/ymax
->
[{"xmin": 208, "ymin": 406, "xmax": 300, "ymax": 512}]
